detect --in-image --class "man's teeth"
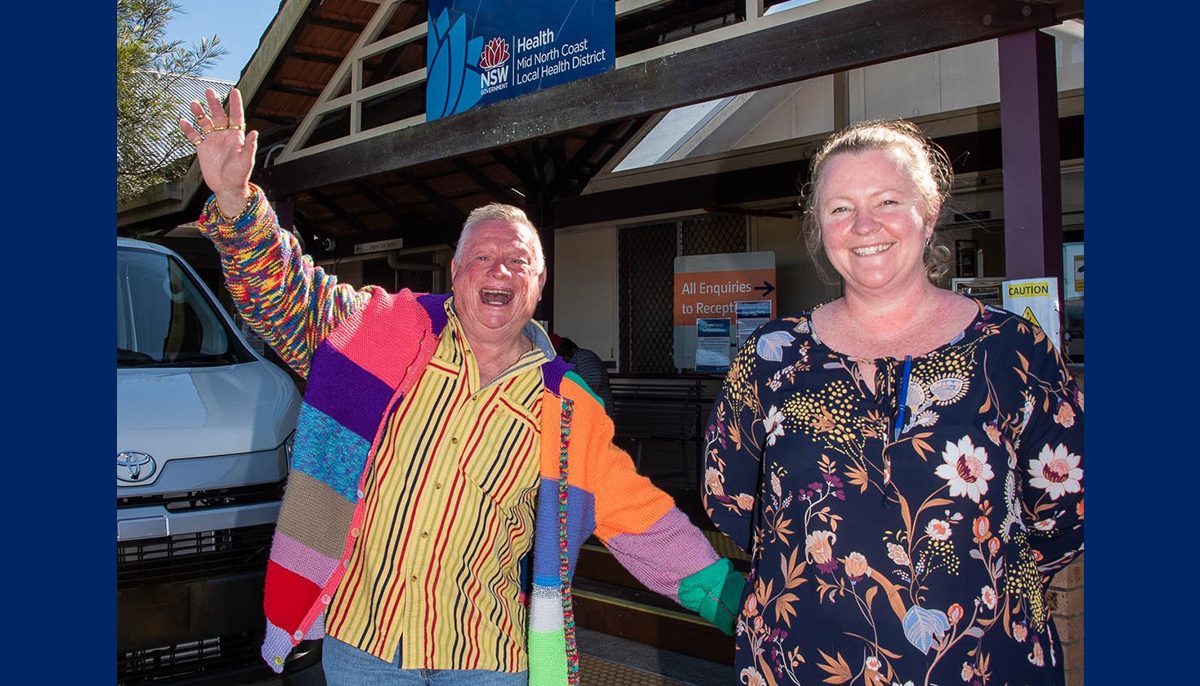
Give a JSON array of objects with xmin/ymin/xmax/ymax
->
[
  {"xmin": 481, "ymin": 289, "xmax": 513, "ymax": 305},
  {"xmin": 852, "ymin": 243, "xmax": 893, "ymax": 256}
]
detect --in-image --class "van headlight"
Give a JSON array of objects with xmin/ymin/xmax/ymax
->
[{"xmin": 281, "ymin": 431, "xmax": 296, "ymax": 470}]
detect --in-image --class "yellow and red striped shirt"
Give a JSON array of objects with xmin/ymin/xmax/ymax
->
[{"xmin": 325, "ymin": 300, "xmax": 549, "ymax": 671}]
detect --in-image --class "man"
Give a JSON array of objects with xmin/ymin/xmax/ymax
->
[{"xmin": 181, "ymin": 88, "xmax": 742, "ymax": 686}]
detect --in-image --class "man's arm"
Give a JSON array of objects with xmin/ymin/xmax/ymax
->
[
  {"xmin": 198, "ymin": 187, "xmax": 375, "ymax": 377},
  {"xmin": 568, "ymin": 383, "xmax": 743, "ymax": 634},
  {"xmin": 181, "ymin": 88, "xmax": 375, "ymax": 377}
]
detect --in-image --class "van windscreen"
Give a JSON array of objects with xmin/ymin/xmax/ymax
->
[{"xmin": 117, "ymin": 248, "xmax": 253, "ymax": 368}]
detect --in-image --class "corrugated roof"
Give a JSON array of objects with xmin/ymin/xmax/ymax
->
[{"xmin": 132, "ymin": 70, "xmax": 236, "ymax": 165}]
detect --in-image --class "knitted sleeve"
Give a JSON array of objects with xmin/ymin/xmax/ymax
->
[
  {"xmin": 568, "ymin": 381, "xmax": 742, "ymax": 634},
  {"xmin": 196, "ymin": 185, "xmax": 378, "ymax": 377}
]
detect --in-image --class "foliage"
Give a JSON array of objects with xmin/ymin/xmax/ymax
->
[{"xmin": 117, "ymin": 0, "xmax": 226, "ymax": 202}]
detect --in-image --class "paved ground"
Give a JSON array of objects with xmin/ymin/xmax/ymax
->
[{"xmin": 234, "ymin": 629, "xmax": 732, "ymax": 686}]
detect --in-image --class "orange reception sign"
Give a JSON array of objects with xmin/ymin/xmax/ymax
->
[
  {"xmin": 672, "ymin": 251, "xmax": 776, "ymax": 371},
  {"xmin": 673, "ymin": 269, "xmax": 777, "ymax": 325}
]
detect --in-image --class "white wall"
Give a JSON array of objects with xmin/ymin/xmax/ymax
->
[
  {"xmin": 749, "ymin": 216, "xmax": 842, "ymax": 314},
  {"xmin": 552, "ymin": 226, "xmax": 619, "ymax": 362}
]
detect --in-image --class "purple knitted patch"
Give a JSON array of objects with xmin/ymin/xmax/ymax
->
[
  {"xmin": 416, "ymin": 293, "xmax": 450, "ymax": 334},
  {"xmin": 541, "ymin": 357, "xmax": 570, "ymax": 395},
  {"xmin": 269, "ymin": 530, "xmax": 341, "ymax": 585},
  {"xmin": 605, "ymin": 508, "xmax": 719, "ymax": 601},
  {"xmin": 305, "ymin": 342, "xmax": 395, "ymax": 442}
]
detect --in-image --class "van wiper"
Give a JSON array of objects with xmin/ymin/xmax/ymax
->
[
  {"xmin": 117, "ymin": 349, "xmax": 238, "ymax": 368},
  {"xmin": 117, "ymin": 347, "xmax": 157, "ymax": 366}
]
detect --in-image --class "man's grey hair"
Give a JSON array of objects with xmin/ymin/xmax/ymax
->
[{"xmin": 453, "ymin": 203, "xmax": 545, "ymax": 274}]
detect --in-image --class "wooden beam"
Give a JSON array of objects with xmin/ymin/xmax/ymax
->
[
  {"xmin": 306, "ymin": 15, "xmax": 369, "ymax": 34},
  {"xmin": 265, "ymin": 0, "xmax": 1082, "ymax": 195},
  {"xmin": 268, "ymin": 82, "xmax": 323, "ymax": 98},
  {"xmin": 393, "ymin": 171, "xmax": 468, "ymax": 225},
  {"xmin": 352, "ymin": 181, "xmax": 413, "ymax": 228},
  {"xmin": 308, "ymin": 190, "xmax": 372, "ymax": 234},
  {"xmin": 291, "ymin": 49, "xmax": 344, "ymax": 66},
  {"xmin": 452, "ymin": 160, "xmax": 526, "ymax": 205},
  {"xmin": 555, "ymin": 115, "xmax": 1084, "ymax": 226},
  {"xmin": 489, "ymin": 149, "xmax": 538, "ymax": 190}
]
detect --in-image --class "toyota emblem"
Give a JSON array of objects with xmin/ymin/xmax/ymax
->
[{"xmin": 117, "ymin": 451, "xmax": 156, "ymax": 483}]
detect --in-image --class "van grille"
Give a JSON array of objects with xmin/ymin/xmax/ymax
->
[
  {"xmin": 117, "ymin": 524, "xmax": 275, "ymax": 589},
  {"xmin": 118, "ymin": 480, "xmax": 285, "ymax": 513},
  {"xmin": 117, "ymin": 631, "xmax": 268, "ymax": 685}
]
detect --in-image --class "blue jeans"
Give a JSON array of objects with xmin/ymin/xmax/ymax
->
[{"xmin": 322, "ymin": 635, "xmax": 528, "ymax": 686}]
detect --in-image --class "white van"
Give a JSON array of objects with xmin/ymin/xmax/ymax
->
[{"xmin": 117, "ymin": 237, "xmax": 302, "ymax": 684}]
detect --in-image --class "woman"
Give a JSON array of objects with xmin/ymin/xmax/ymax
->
[{"xmin": 703, "ymin": 120, "xmax": 1083, "ymax": 686}]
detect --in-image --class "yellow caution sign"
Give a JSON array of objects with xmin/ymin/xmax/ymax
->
[
  {"xmin": 1022, "ymin": 306, "xmax": 1041, "ymax": 328},
  {"xmin": 1002, "ymin": 277, "xmax": 1061, "ymax": 351}
]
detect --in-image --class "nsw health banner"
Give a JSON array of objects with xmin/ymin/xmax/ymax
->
[{"xmin": 426, "ymin": 0, "xmax": 615, "ymax": 122}]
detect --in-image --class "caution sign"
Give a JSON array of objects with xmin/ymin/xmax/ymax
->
[
  {"xmin": 1021, "ymin": 307, "xmax": 1041, "ymax": 328},
  {"xmin": 1001, "ymin": 277, "xmax": 1061, "ymax": 351}
]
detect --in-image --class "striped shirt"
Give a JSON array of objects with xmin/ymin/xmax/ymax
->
[{"xmin": 325, "ymin": 300, "xmax": 550, "ymax": 671}]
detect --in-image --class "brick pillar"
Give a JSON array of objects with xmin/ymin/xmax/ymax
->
[
  {"xmin": 1051, "ymin": 364, "xmax": 1084, "ymax": 686},
  {"xmin": 1049, "ymin": 558, "xmax": 1084, "ymax": 686}
]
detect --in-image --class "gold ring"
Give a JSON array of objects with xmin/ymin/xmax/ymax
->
[
  {"xmin": 190, "ymin": 136, "xmax": 204, "ymax": 146},
  {"xmin": 200, "ymin": 127, "xmax": 214, "ymax": 136}
]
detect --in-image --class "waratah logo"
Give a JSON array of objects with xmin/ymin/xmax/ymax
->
[
  {"xmin": 478, "ymin": 36, "xmax": 510, "ymax": 93},
  {"xmin": 479, "ymin": 37, "xmax": 510, "ymax": 69}
]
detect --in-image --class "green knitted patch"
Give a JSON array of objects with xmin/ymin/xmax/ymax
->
[
  {"xmin": 527, "ymin": 630, "xmax": 568, "ymax": 686},
  {"xmin": 564, "ymin": 370, "xmax": 604, "ymax": 408},
  {"xmin": 678, "ymin": 558, "xmax": 744, "ymax": 636}
]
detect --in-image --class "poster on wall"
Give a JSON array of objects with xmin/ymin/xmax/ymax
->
[
  {"xmin": 695, "ymin": 318, "xmax": 732, "ymax": 373},
  {"xmin": 735, "ymin": 300, "xmax": 773, "ymax": 348},
  {"xmin": 426, "ymin": 1, "xmax": 615, "ymax": 121},
  {"xmin": 673, "ymin": 251, "xmax": 777, "ymax": 370},
  {"xmin": 1063, "ymin": 242, "xmax": 1084, "ymax": 300},
  {"xmin": 1001, "ymin": 277, "xmax": 1061, "ymax": 351}
]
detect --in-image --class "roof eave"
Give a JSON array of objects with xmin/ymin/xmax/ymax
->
[{"xmin": 116, "ymin": 0, "xmax": 314, "ymax": 226}]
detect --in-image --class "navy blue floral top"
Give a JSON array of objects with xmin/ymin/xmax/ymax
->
[{"xmin": 703, "ymin": 302, "xmax": 1083, "ymax": 686}]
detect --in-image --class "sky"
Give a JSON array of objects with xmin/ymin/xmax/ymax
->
[{"xmin": 164, "ymin": 1, "xmax": 282, "ymax": 83}]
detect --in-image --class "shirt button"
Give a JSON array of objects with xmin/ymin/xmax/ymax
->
[
  {"xmin": 421, "ymin": 531, "xmax": 429, "ymax": 539},
  {"xmin": 350, "ymin": 527, "xmax": 360, "ymax": 537},
  {"xmin": 343, "ymin": 559, "xmax": 350, "ymax": 568},
  {"xmin": 293, "ymin": 630, "xmax": 304, "ymax": 640},
  {"xmin": 435, "ymin": 482, "xmax": 442, "ymax": 490},
  {"xmin": 274, "ymin": 656, "xmax": 284, "ymax": 667},
  {"xmin": 356, "ymin": 488, "xmax": 364, "ymax": 498},
  {"xmin": 321, "ymin": 594, "xmax": 331, "ymax": 604},
  {"xmin": 410, "ymin": 574, "xmax": 418, "ymax": 582},
  {"xmin": 451, "ymin": 436, "xmax": 459, "ymax": 444}
]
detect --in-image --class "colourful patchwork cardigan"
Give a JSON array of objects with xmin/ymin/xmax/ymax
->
[{"xmin": 196, "ymin": 189, "xmax": 744, "ymax": 686}]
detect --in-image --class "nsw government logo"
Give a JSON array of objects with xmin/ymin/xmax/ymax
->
[{"xmin": 479, "ymin": 37, "xmax": 510, "ymax": 95}]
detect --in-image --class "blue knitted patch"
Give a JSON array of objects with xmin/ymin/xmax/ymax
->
[
  {"xmin": 532, "ymin": 477, "xmax": 595, "ymax": 586},
  {"xmin": 290, "ymin": 403, "xmax": 372, "ymax": 502}
]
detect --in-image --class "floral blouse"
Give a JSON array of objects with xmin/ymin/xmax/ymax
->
[{"xmin": 703, "ymin": 302, "xmax": 1083, "ymax": 686}]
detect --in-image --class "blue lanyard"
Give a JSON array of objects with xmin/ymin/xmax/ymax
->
[{"xmin": 893, "ymin": 355, "xmax": 913, "ymax": 441}]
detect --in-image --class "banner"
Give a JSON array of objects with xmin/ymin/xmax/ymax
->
[{"xmin": 426, "ymin": 1, "xmax": 615, "ymax": 121}]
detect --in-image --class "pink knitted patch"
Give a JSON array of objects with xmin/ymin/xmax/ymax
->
[{"xmin": 325, "ymin": 290, "xmax": 431, "ymax": 388}]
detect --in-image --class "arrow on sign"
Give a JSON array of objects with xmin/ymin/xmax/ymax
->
[{"xmin": 753, "ymin": 281, "xmax": 775, "ymax": 297}]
